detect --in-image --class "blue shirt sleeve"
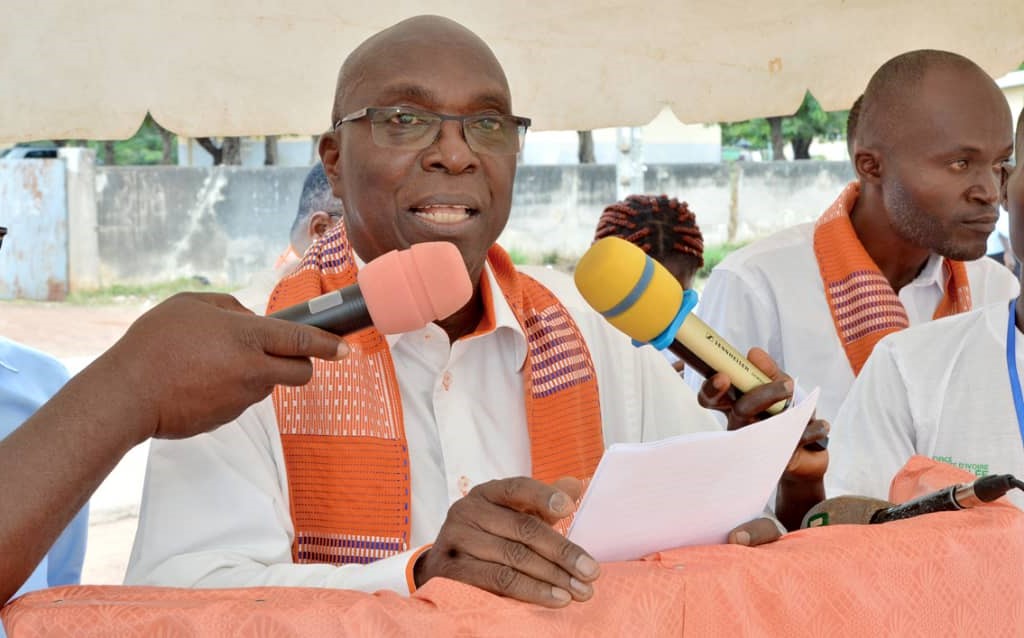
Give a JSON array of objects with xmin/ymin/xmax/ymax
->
[{"xmin": 0, "ymin": 338, "xmax": 84, "ymax": 602}]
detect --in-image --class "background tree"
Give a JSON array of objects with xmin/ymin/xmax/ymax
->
[
  {"xmin": 55, "ymin": 115, "xmax": 180, "ymax": 165},
  {"xmin": 721, "ymin": 92, "xmax": 847, "ymax": 160},
  {"xmin": 577, "ymin": 130, "xmax": 595, "ymax": 163},
  {"xmin": 264, "ymin": 136, "xmax": 278, "ymax": 166},
  {"xmin": 195, "ymin": 136, "xmax": 242, "ymax": 165}
]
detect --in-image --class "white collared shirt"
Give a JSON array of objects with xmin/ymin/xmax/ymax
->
[
  {"xmin": 827, "ymin": 302, "xmax": 1024, "ymax": 510},
  {"xmin": 685, "ymin": 222, "xmax": 1019, "ymax": 424},
  {"xmin": 126, "ymin": 265, "xmax": 717, "ymax": 594}
]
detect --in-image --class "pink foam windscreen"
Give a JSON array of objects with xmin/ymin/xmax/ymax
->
[{"xmin": 358, "ymin": 242, "xmax": 472, "ymax": 334}]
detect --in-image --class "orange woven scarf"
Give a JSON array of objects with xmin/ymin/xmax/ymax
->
[
  {"xmin": 267, "ymin": 223, "xmax": 605, "ymax": 565},
  {"xmin": 813, "ymin": 181, "xmax": 972, "ymax": 375}
]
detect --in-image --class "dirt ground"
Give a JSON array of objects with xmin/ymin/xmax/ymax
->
[{"xmin": 1, "ymin": 299, "xmax": 151, "ymax": 585}]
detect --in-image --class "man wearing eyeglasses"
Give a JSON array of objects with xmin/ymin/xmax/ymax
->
[{"xmin": 127, "ymin": 15, "xmax": 822, "ymax": 607}]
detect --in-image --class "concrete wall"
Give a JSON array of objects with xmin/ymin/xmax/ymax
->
[
  {"xmin": 647, "ymin": 161, "xmax": 856, "ymax": 245},
  {"xmin": 88, "ymin": 161, "xmax": 856, "ymax": 287},
  {"xmin": 503, "ymin": 161, "xmax": 855, "ymax": 259},
  {"xmin": 94, "ymin": 166, "xmax": 309, "ymax": 285},
  {"xmin": 61, "ymin": 148, "xmax": 101, "ymax": 292}
]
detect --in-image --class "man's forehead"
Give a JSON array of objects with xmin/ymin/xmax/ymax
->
[
  {"xmin": 368, "ymin": 80, "xmax": 510, "ymax": 110},
  {"xmin": 338, "ymin": 18, "xmax": 508, "ymax": 108},
  {"xmin": 863, "ymin": 65, "xmax": 1009, "ymax": 149},
  {"xmin": 341, "ymin": 50, "xmax": 510, "ymax": 113}
]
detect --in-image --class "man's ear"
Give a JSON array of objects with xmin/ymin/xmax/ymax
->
[
  {"xmin": 853, "ymin": 147, "xmax": 882, "ymax": 185},
  {"xmin": 307, "ymin": 211, "xmax": 334, "ymax": 239},
  {"xmin": 319, "ymin": 133, "xmax": 344, "ymax": 199}
]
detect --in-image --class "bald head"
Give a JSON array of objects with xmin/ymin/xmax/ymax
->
[
  {"xmin": 856, "ymin": 50, "xmax": 1001, "ymax": 152},
  {"xmin": 331, "ymin": 16, "xmax": 509, "ymax": 126},
  {"xmin": 846, "ymin": 94, "xmax": 863, "ymax": 158}
]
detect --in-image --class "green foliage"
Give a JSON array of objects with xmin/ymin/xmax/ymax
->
[
  {"xmin": 698, "ymin": 242, "xmax": 748, "ymax": 279},
  {"xmin": 720, "ymin": 92, "xmax": 848, "ymax": 158},
  {"xmin": 507, "ymin": 248, "xmax": 529, "ymax": 264},
  {"xmin": 15, "ymin": 115, "xmax": 177, "ymax": 166},
  {"xmin": 66, "ymin": 277, "xmax": 233, "ymax": 306},
  {"xmin": 782, "ymin": 93, "xmax": 846, "ymax": 143},
  {"xmin": 88, "ymin": 115, "xmax": 176, "ymax": 165},
  {"xmin": 541, "ymin": 250, "xmax": 561, "ymax": 266},
  {"xmin": 719, "ymin": 118, "xmax": 772, "ymax": 150}
]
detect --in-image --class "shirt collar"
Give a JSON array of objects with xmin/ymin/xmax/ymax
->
[
  {"xmin": 0, "ymin": 338, "xmax": 21, "ymax": 372},
  {"xmin": 909, "ymin": 253, "xmax": 946, "ymax": 290},
  {"xmin": 355, "ymin": 252, "xmax": 527, "ymax": 371}
]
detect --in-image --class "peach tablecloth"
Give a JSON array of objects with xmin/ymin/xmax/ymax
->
[{"xmin": 4, "ymin": 457, "xmax": 1022, "ymax": 637}]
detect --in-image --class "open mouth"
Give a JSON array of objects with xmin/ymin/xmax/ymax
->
[{"xmin": 410, "ymin": 204, "xmax": 478, "ymax": 225}]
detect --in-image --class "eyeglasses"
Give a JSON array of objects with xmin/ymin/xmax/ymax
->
[
  {"xmin": 334, "ymin": 106, "xmax": 531, "ymax": 156},
  {"xmin": 0, "ymin": 227, "xmax": 6, "ymax": 252}
]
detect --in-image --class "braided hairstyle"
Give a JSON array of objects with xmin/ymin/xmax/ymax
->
[{"xmin": 594, "ymin": 194, "xmax": 704, "ymax": 288}]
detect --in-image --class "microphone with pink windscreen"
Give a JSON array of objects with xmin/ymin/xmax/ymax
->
[{"xmin": 269, "ymin": 241, "xmax": 472, "ymax": 336}]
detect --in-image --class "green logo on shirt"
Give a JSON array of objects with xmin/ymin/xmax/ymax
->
[{"xmin": 932, "ymin": 456, "xmax": 990, "ymax": 478}]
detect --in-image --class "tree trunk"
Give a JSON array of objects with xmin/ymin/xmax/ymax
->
[
  {"xmin": 101, "ymin": 141, "xmax": 116, "ymax": 166},
  {"xmin": 157, "ymin": 124, "xmax": 176, "ymax": 165},
  {"xmin": 767, "ymin": 116, "xmax": 785, "ymax": 161},
  {"xmin": 577, "ymin": 130, "xmax": 595, "ymax": 164},
  {"xmin": 727, "ymin": 161, "xmax": 741, "ymax": 243},
  {"xmin": 222, "ymin": 137, "xmax": 243, "ymax": 165},
  {"xmin": 791, "ymin": 137, "xmax": 812, "ymax": 160},
  {"xmin": 264, "ymin": 135, "xmax": 279, "ymax": 166},
  {"xmin": 195, "ymin": 137, "xmax": 223, "ymax": 165}
]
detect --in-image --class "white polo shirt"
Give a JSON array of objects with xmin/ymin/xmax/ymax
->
[
  {"xmin": 686, "ymin": 222, "xmax": 1019, "ymax": 424},
  {"xmin": 827, "ymin": 301, "xmax": 1024, "ymax": 510}
]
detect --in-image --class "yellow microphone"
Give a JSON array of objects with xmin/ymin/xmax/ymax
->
[{"xmin": 574, "ymin": 236, "xmax": 785, "ymax": 415}]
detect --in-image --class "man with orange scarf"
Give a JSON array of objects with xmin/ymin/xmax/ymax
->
[
  {"xmin": 689, "ymin": 50, "xmax": 1018, "ymax": 427},
  {"xmin": 126, "ymin": 16, "xmax": 822, "ymax": 608},
  {"xmin": 827, "ymin": 109, "xmax": 1024, "ymax": 509}
]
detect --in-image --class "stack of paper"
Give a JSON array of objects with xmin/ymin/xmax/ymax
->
[{"xmin": 567, "ymin": 388, "xmax": 819, "ymax": 562}]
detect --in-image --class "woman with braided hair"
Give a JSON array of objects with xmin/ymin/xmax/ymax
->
[
  {"xmin": 594, "ymin": 194, "xmax": 705, "ymax": 372},
  {"xmin": 594, "ymin": 194, "xmax": 705, "ymax": 291}
]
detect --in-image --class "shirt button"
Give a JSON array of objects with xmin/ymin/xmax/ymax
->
[
  {"xmin": 442, "ymin": 371, "xmax": 452, "ymax": 391},
  {"xmin": 458, "ymin": 475, "xmax": 471, "ymax": 497}
]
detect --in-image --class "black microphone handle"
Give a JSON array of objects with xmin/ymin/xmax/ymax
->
[
  {"xmin": 665, "ymin": 341, "xmax": 743, "ymax": 403},
  {"xmin": 869, "ymin": 485, "xmax": 961, "ymax": 523},
  {"xmin": 869, "ymin": 474, "xmax": 1019, "ymax": 524},
  {"xmin": 268, "ymin": 283, "xmax": 372, "ymax": 336}
]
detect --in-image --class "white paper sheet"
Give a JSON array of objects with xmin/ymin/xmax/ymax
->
[{"xmin": 567, "ymin": 388, "xmax": 820, "ymax": 562}]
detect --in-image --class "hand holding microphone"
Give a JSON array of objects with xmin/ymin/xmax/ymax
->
[
  {"xmin": 574, "ymin": 237, "xmax": 828, "ymax": 531},
  {"xmin": 802, "ymin": 474, "xmax": 1024, "ymax": 528},
  {"xmin": 575, "ymin": 237, "xmax": 788, "ymax": 415},
  {"xmin": 269, "ymin": 241, "xmax": 473, "ymax": 337},
  {"xmin": 573, "ymin": 237, "xmax": 825, "ymax": 439}
]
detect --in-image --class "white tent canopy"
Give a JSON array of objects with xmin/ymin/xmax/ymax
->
[{"xmin": 2, "ymin": 1, "xmax": 1023, "ymax": 143}]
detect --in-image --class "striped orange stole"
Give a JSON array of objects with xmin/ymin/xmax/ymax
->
[
  {"xmin": 813, "ymin": 181, "xmax": 971, "ymax": 375},
  {"xmin": 267, "ymin": 223, "xmax": 605, "ymax": 565}
]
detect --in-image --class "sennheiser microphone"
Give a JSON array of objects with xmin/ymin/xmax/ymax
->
[
  {"xmin": 802, "ymin": 474, "xmax": 1024, "ymax": 528},
  {"xmin": 269, "ymin": 241, "xmax": 473, "ymax": 336},
  {"xmin": 573, "ymin": 236, "xmax": 786, "ymax": 415}
]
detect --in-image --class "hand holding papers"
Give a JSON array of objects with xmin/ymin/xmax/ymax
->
[{"xmin": 567, "ymin": 388, "xmax": 820, "ymax": 562}]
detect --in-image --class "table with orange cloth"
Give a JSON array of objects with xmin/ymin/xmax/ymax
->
[{"xmin": 3, "ymin": 457, "xmax": 1022, "ymax": 637}]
